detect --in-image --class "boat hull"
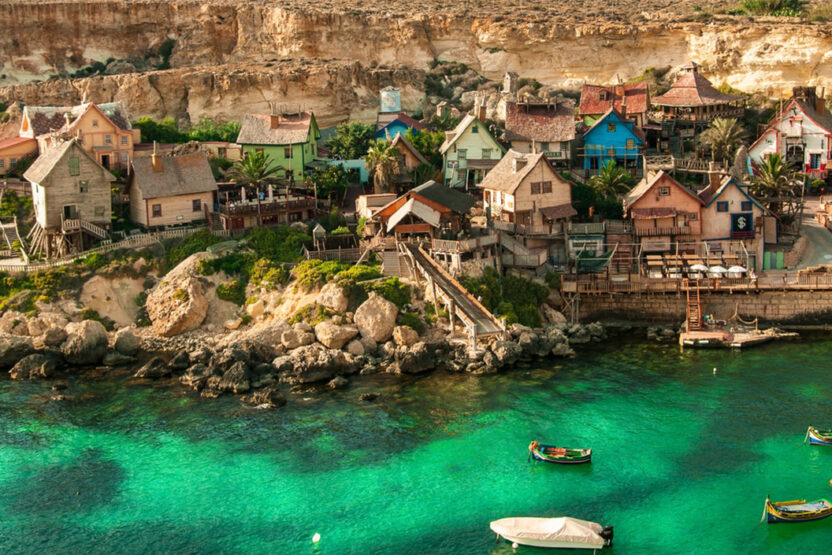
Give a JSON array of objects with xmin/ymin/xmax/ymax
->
[
  {"xmin": 765, "ymin": 499, "xmax": 832, "ymax": 523},
  {"xmin": 531, "ymin": 445, "xmax": 591, "ymax": 465},
  {"xmin": 494, "ymin": 533, "xmax": 602, "ymax": 549},
  {"xmin": 808, "ymin": 428, "xmax": 832, "ymax": 446}
]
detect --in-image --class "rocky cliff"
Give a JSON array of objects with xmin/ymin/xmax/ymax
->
[{"xmin": 1, "ymin": 1, "xmax": 831, "ymax": 123}]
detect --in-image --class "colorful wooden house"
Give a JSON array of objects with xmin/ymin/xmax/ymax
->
[
  {"xmin": 623, "ymin": 170, "xmax": 703, "ymax": 253},
  {"xmin": 439, "ymin": 113, "xmax": 504, "ymax": 190},
  {"xmin": 749, "ymin": 87, "xmax": 832, "ymax": 179},
  {"xmin": 697, "ymin": 173, "xmax": 770, "ymax": 271},
  {"xmin": 579, "ymin": 82, "xmax": 650, "ymax": 127},
  {"xmin": 237, "ymin": 109, "xmax": 320, "ymax": 181},
  {"xmin": 23, "ymin": 139, "xmax": 114, "ymax": 257},
  {"xmin": 0, "ymin": 136, "xmax": 37, "ymax": 176},
  {"xmin": 20, "ymin": 102, "xmax": 140, "ymax": 171},
  {"xmin": 374, "ymin": 113, "xmax": 426, "ymax": 140},
  {"xmin": 652, "ymin": 62, "xmax": 744, "ymax": 125},
  {"xmin": 504, "ymin": 100, "xmax": 575, "ymax": 168},
  {"xmin": 581, "ymin": 109, "xmax": 645, "ymax": 173}
]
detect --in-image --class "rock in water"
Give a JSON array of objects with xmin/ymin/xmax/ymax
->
[
  {"xmin": 359, "ymin": 392, "xmax": 381, "ymax": 402},
  {"xmin": 180, "ymin": 363, "xmax": 214, "ymax": 389},
  {"xmin": 62, "ymin": 320, "xmax": 108, "ymax": 365},
  {"xmin": 354, "ymin": 293, "xmax": 398, "ymax": 343},
  {"xmin": 278, "ymin": 344, "xmax": 359, "ymax": 384},
  {"xmin": 314, "ymin": 321, "xmax": 359, "ymax": 350},
  {"xmin": 113, "ymin": 328, "xmax": 140, "ymax": 356},
  {"xmin": 41, "ymin": 326, "xmax": 68, "ymax": 347},
  {"xmin": 0, "ymin": 335, "xmax": 35, "ymax": 367},
  {"xmin": 9, "ymin": 353, "xmax": 57, "ymax": 380},
  {"xmin": 134, "ymin": 356, "xmax": 171, "ymax": 379},
  {"xmin": 393, "ymin": 342, "xmax": 434, "ymax": 374},
  {"xmin": 219, "ymin": 361, "xmax": 250, "ymax": 393},
  {"xmin": 241, "ymin": 387, "xmax": 287, "ymax": 407},
  {"xmin": 392, "ymin": 325, "xmax": 419, "ymax": 347},
  {"xmin": 146, "ymin": 276, "xmax": 208, "ymax": 337},
  {"xmin": 328, "ymin": 375, "xmax": 349, "ymax": 389}
]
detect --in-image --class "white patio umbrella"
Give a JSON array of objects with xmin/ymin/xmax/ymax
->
[
  {"xmin": 728, "ymin": 265, "xmax": 747, "ymax": 273},
  {"xmin": 689, "ymin": 264, "xmax": 709, "ymax": 272},
  {"xmin": 709, "ymin": 265, "xmax": 728, "ymax": 274}
]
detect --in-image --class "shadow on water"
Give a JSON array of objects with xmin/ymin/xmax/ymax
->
[{"xmin": 3, "ymin": 448, "xmax": 124, "ymax": 516}]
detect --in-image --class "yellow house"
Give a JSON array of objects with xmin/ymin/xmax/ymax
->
[
  {"xmin": 20, "ymin": 102, "xmax": 141, "ymax": 171},
  {"xmin": 0, "ymin": 136, "xmax": 37, "ymax": 176},
  {"xmin": 129, "ymin": 149, "xmax": 217, "ymax": 229}
]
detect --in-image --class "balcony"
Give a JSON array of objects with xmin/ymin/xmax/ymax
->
[
  {"xmin": 493, "ymin": 220, "xmax": 565, "ymax": 236},
  {"xmin": 218, "ymin": 198, "xmax": 316, "ymax": 217},
  {"xmin": 431, "ymin": 233, "xmax": 498, "ymax": 253},
  {"xmin": 634, "ymin": 225, "xmax": 692, "ymax": 237},
  {"xmin": 730, "ymin": 230, "xmax": 755, "ymax": 239}
]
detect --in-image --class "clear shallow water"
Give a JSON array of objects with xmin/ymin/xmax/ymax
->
[{"xmin": 2, "ymin": 340, "xmax": 832, "ymax": 553}]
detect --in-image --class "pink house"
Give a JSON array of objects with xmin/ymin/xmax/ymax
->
[{"xmin": 623, "ymin": 170, "xmax": 703, "ymax": 252}]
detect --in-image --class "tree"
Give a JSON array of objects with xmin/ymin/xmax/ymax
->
[
  {"xmin": 698, "ymin": 117, "xmax": 747, "ymax": 164},
  {"xmin": 749, "ymin": 153, "xmax": 803, "ymax": 226},
  {"xmin": 132, "ymin": 117, "xmax": 186, "ymax": 143},
  {"xmin": 588, "ymin": 161, "xmax": 633, "ymax": 201},
  {"xmin": 410, "ymin": 162, "xmax": 439, "ymax": 187},
  {"xmin": 404, "ymin": 128, "xmax": 445, "ymax": 167},
  {"xmin": 188, "ymin": 118, "xmax": 241, "ymax": 142},
  {"xmin": 327, "ymin": 121, "xmax": 375, "ymax": 160},
  {"xmin": 225, "ymin": 151, "xmax": 284, "ymax": 225},
  {"xmin": 305, "ymin": 165, "xmax": 349, "ymax": 201},
  {"xmin": 365, "ymin": 139, "xmax": 402, "ymax": 194}
]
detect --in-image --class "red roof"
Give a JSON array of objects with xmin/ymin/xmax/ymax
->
[
  {"xmin": 392, "ymin": 113, "xmax": 426, "ymax": 131},
  {"xmin": 0, "ymin": 136, "xmax": 36, "ymax": 151},
  {"xmin": 579, "ymin": 82, "xmax": 649, "ymax": 116},
  {"xmin": 505, "ymin": 101, "xmax": 575, "ymax": 143},
  {"xmin": 653, "ymin": 63, "xmax": 742, "ymax": 108}
]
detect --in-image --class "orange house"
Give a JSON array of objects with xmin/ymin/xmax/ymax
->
[
  {"xmin": 623, "ymin": 170, "xmax": 703, "ymax": 252},
  {"xmin": 0, "ymin": 136, "xmax": 37, "ymax": 176},
  {"xmin": 20, "ymin": 102, "xmax": 140, "ymax": 171},
  {"xmin": 367, "ymin": 181, "xmax": 474, "ymax": 240}
]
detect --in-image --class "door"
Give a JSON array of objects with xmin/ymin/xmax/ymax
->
[
  {"xmin": 63, "ymin": 205, "xmax": 77, "ymax": 220},
  {"xmin": 100, "ymin": 154, "xmax": 110, "ymax": 169}
]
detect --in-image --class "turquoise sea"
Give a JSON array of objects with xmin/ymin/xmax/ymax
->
[{"xmin": 2, "ymin": 338, "xmax": 832, "ymax": 553}]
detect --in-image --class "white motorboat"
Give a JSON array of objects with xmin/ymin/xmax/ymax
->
[{"xmin": 490, "ymin": 516, "xmax": 613, "ymax": 549}]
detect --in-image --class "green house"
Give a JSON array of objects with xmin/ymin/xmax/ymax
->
[
  {"xmin": 237, "ymin": 110, "xmax": 320, "ymax": 179},
  {"xmin": 439, "ymin": 113, "xmax": 504, "ymax": 190}
]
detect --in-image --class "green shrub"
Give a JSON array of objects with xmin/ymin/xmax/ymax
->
[
  {"xmin": 288, "ymin": 303, "xmax": 332, "ymax": 326},
  {"xmin": 424, "ymin": 302, "xmax": 448, "ymax": 325},
  {"xmin": 246, "ymin": 226, "xmax": 311, "ymax": 262},
  {"xmin": 79, "ymin": 307, "xmax": 115, "ymax": 331},
  {"xmin": 164, "ymin": 229, "xmax": 224, "ymax": 270},
  {"xmin": 135, "ymin": 291, "xmax": 148, "ymax": 307},
  {"xmin": 398, "ymin": 311, "xmax": 425, "ymax": 334},
  {"xmin": 336, "ymin": 264, "xmax": 383, "ymax": 282},
  {"xmin": 245, "ymin": 296, "xmax": 259, "ymax": 306},
  {"xmin": 738, "ymin": 0, "xmax": 803, "ymax": 16},
  {"xmin": 331, "ymin": 226, "xmax": 351, "ymax": 235},
  {"xmin": 362, "ymin": 277, "xmax": 411, "ymax": 309},
  {"xmin": 461, "ymin": 267, "xmax": 547, "ymax": 328},
  {"xmin": 293, "ymin": 259, "xmax": 349, "ymax": 289},
  {"xmin": 544, "ymin": 271, "xmax": 562, "ymax": 290},
  {"xmin": 249, "ymin": 258, "xmax": 290, "ymax": 287},
  {"xmin": 173, "ymin": 288, "xmax": 189, "ymax": 303},
  {"xmin": 216, "ymin": 280, "xmax": 246, "ymax": 306}
]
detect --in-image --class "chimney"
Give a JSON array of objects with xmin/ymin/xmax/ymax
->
[
  {"xmin": 476, "ymin": 98, "xmax": 487, "ymax": 122},
  {"xmin": 151, "ymin": 141, "xmax": 163, "ymax": 173},
  {"xmin": 707, "ymin": 162, "xmax": 721, "ymax": 193},
  {"xmin": 270, "ymin": 114, "xmax": 281, "ymax": 129},
  {"xmin": 621, "ymin": 93, "xmax": 628, "ymax": 119}
]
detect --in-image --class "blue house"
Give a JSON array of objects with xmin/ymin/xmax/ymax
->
[
  {"xmin": 581, "ymin": 108, "xmax": 644, "ymax": 172},
  {"xmin": 374, "ymin": 114, "xmax": 426, "ymax": 140}
]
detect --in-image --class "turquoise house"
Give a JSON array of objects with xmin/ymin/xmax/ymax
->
[
  {"xmin": 439, "ymin": 113, "xmax": 504, "ymax": 190},
  {"xmin": 237, "ymin": 110, "xmax": 321, "ymax": 180},
  {"xmin": 581, "ymin": 109, "xmax": 644, "ymax": 172},
  {"xmin": 374, "ymin": 114, "xmax": 426, "ymax": 140}
]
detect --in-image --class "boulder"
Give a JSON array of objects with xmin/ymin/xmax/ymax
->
[
  {"xmin": 224, "ymin": 318, "xmax": 243, "ymax": 331},
  {"xmin": 345, "ymin": 339, "xmax": 365, "ymax": 356},
  {"xmin": 359, "ymin": 336, "xmax": 378, "ymax": 354},
  {"xmin": 328, "ymin": 375, "xmax": 349, "ymax": 389},
  {"xmin": 542, "ymin": 304, "xmax": 567, "ymax": 325},
  {"xmin": 42, "ymin": 326, "xmax": 68, "ymax": 348},
  {"xmin": 102, "ymin": 351, "xmax": 135, "ymax": 367},
  {"xmin": 319, "ymin": 282, "xmax": 350, "ymax": 313},
  {"xmin": 218, "ymin": 361, "xmax": 250, "ymax": 393},
  {"xmin": 9, "ymin": 353, "xmax": 57, "ymax": 380},
  {"xmin": 180, "ymin": 363, "xmax": 214, "ymax": 389},
  {"xmin": 393, "ymin": 342, "xmax": 434, "ymax": 374},
  {"xmin": 490, "ymin": 340, "xmax": 522, "ymax": 367},
  {"xmin": 241, "ymin": 387, "xmax": 286, "ymax": 407},
  {"xmin": 359, "ymin": 392, "xmax": 381, "ymax": 402},
  {"xmin": 169, "ymin": 350, "xmax": 191, "ymax": 370},
  {"xmin": 134, "ymin": 356, "xmax": 171, "ymax": 379},
  {"xmin": 250, "ymin": 363, "xmax": 277, "ymax": 388},
  {"xmin": 246, "ymin": 299, "xmax": 265, "ymax": 318},
  {"xmin": 293, "ymin": 322, "xmax": 313, "ymax": 333},
  {"xmin": 146, "ymin": 276, "xmax": 208, "ymax": 337},
  {"xmin": 392, "ymin": 325, "xmax": 419, "ymax": 347},
  {"xmin": 314, "ymin": 321, "xmax": 359, "ymax": 350},
  {"xmin": 281, "ymin": 328, "xmax": 315, "ymax": 350},
  {"xmin": 354, "ymin": 293, "xmax": 398, "ymax": 342},
  {"xmin": 62, "ymin": 320, "xmax": 108, "ymax": 365},
  {"xmin": 113, "ymin": 329, "xmax": 140, "ymax": 356},
  {"xmin": 278, "ymin": 344, "xmax": 359, "ymax": 384},
  {"xmin": 0, "ymin": 335, "xmax": 35, "ymax": 367},
  {"xmin": 209, "ymin": 347, "xmax": 250, "ymax": 374}
]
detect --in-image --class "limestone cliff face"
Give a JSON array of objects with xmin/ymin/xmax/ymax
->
[{"xmin": 2, "ymin": 1, "xmax": 832, "ymax": 122}]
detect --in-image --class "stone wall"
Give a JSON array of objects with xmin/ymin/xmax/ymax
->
[{"xmin": 577, "ymin": 290, "xmax": 832, "ymax": 325}]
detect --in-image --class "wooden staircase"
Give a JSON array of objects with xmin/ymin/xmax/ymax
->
[
  {"xmin": 684, "ymin": 278, "xmax": 702, "ymax": 331},
  {"xmin": 62, "ymin": 218, "xmax": 108, "ymax": 240},
  {"xmin": 381, "ymin": 249, "xmax": 407, "ymax": 277}
]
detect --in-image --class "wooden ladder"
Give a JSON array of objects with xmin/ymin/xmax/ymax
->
[{"xmin": 684, "ymin": 278, "xmax": 702, "ymax": 331}]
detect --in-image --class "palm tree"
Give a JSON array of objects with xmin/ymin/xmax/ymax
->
[
  {"xmin": 588, "ymin": 160, "xmax": 633, "ymax": 200},
  {"xmin": 365, "ymin": 139, "xmax": 402, "ymax": 194},
  {"xmin": 225, "ymin": 150, "xmax": 284, "ymax": 225},
  {"xmin": 749, "ymin": 153, "xmax": 804, "ymax": 223},
  {"xmin": 698, "ymin": 117, "xmax": 747, "ymax": 164}
]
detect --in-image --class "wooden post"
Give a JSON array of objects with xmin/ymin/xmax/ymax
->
[
  {"xmin": 449, "ymin": 300, "xmax": 456, "ymax": 333},
  {"xmin": 430, "ymin": 277, "xmax": 440, "ymax": 321}
]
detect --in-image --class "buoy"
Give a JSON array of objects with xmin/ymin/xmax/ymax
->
[
  {"xmin": 713, "ymin": 367, "xmax": 717, "ymax": 374},
  {"xmin": 512, "ymin": 542, "xmax": 519, "ymax": 549},
  {"xmin": 828, "ymin": 478, "xmax": 832, "ymax": 487},
  {"xmin": 312, "ymin": 533, "xmax": 321, "ymax": 544}
]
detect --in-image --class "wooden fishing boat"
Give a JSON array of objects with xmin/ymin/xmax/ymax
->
[
  {"xmin": 764, "ymin": 497, "xmax": 832, "ymax": 523},
  {"xmin": 805, "ymin": 426, "xmax": 832, "ymax": 446},
  {"xmin": 490, "ymin": 517, "xmax": 613, "ymax": 549},
  {"xmin": 529, "ymin": 441, "xmax": 591, "ymax": 465}
]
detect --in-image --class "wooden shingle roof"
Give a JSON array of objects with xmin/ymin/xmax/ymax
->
[{"xmin": 505, "ymin": 101, "xmax": 575, "ymax": 144}]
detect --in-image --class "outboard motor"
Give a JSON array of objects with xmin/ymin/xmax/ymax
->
[{"xmin": 599, "ymin": 525, "xmax": 614, "ymax": 547}]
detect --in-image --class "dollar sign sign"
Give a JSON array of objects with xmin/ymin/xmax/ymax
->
[{"xmin": 738, "ymin": 216, "xmax": 747, "ymax": 229}]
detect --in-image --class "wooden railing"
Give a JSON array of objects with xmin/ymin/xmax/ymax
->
[
  {"xmin": 431, "ymin": 233, "xmax": 497, "ymax": 253},
  {"xmin": 218, "ymin": 198, "xmax": 316, "ymax": 216},
  {"xmin": 563, "ymin": 273, "xmax": 832, "ymax": 294},
  {"xmin": 634, "ymin": 225, "xmax": 691, "ymax": 237},
  {"xmin": 493, "ymin": 220, "xmax": 565, "ymax": 236},
  {"xmin": 63, "ymin": 218, "xmax": 109, "ymax": 239},
  {"xmin": 502, "ymin": 250, "xmax": 547, "ymax": 267}
]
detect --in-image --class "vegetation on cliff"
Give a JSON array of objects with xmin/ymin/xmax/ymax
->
[
  {"xmin": 132, "ymin": 116, "xmax": 240, "ymax": 143},
  {"xmin": 460, "ymin": 267, "xmax": 551, "ymax": 328}
]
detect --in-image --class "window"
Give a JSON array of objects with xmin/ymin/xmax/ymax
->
[
  {"xmin": 626, "ymin": 139, "xmax": 635, "ymax": 150},
  {"xmin": 482, "ymin": 148, "xmax": 491, "ymax": 160},
  {"xmin": 218, "ymin": 147, "xmax": 227, "ymax": 158},
  {"xmin": 457, "ymin": 169, "xmax": 465, "ymax": 181},
  {"xmin": 289, "ymin": 212, "xmax": 301, "ymax": 222},
  {"xmin": 716, "ymin": 201, "xmax": 728, "ymax": 212},
  {"xmin": 458, "ymin": 149, "xmax": 467, "ymax": 160},
  {"xmin": 192, "ymin": 199, "xmax": 202, "ymax": 212},
  {"xmin": 599, "ymin": 90, "xmax": 608, "ymax": 101},
  {"xmin": 284, "ymin": 147, "xmax": 292, "ymax": 158},
  {"xmin": 105, "ymin": 134, "xmax": 112, "ymax": 145},
  {"xmin": 542, "ymin": 181, "xmax": 552, "ymax": 194},
  {"xmin": 121, "ymin": 136, "xmax": 128, "ymax": 146},
  {"xmin": 659, "ymin": 186, "xmax": 670, "ymax": 196},
  {"xmin": 10, "ymin": 158, "xmax": 17, "ymax": 166},
  {"xmin": 0, "ymin": 160, "xmax": 4, "ymax": 169},
  {"xmin": 541, "ymin": 142, "xmax": 550, "ymax": 152},
  {"xmin": 79, "ymin": 180, "xmax": 89, "ymax": 193},
  {"xmin": 471, "ymin": 125, "xmax": 479, "ymax": 134},
  {"xmin": 68, "ymin": 156, "xmax": 80, "ymax": 176},
  {"xmin": 95, "ymin": 206, "xmax": 105, "ymax": 217},
  {"xmin": 607, "ymin": 123, "xmax": 616, "ymax": 133},
  {"xmin": 120, "ymin": 151, "xmax": 128, "ymax": 162},
  {"xmin": 531, "ymin": 182, "xmax": 541, "ymax": 195},
  {"xmin": 690, "ymin": 213, "xmax": 698, "ymax": 221},
  {"xmin": 92, "ymin": 119, "xmax": 99, "ymax": 127},
  {"xmin": 810, "ymin": 153, "xmax": 822, "ymax": 170},
  {"xmin": 152, "ymin": 204, "xmax": 162, "ymax": 218},
  {"xmin": 741, "ymin": 201, "xmax": 752, "ymax": 211}
]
